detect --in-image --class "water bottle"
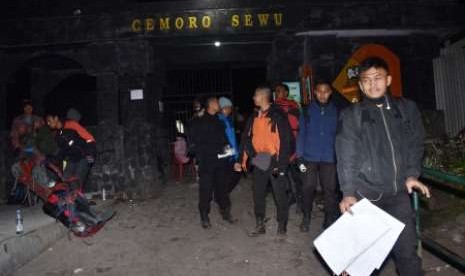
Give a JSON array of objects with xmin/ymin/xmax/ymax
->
[{"xmin": 16, "ymin": 209, "xmax": 24, "ymax": 235}]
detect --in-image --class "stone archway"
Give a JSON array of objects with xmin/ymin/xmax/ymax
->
[
  {"xmin": 4, "ymin": 54, "xmax": 86, "ymax": 129},
  {"xmin": 44, "ymin": 73, "xmax": 98, "ymax": 126}
]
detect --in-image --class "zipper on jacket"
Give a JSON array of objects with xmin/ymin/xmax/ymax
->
[{"xmin": 378, "ymin": 106, "xmax": 398, "ymax": 194}]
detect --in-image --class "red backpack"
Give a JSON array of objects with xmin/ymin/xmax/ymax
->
[
  {"xmin": 275, "ymin": 98, "xmax": 300, "ymax": 137},
  {"xmin": 274, "ymin": 98, "xmax": 301, "ymax": 160}
]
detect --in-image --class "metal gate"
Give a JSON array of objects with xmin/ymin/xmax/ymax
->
[
  {"xmin": 162, "ymin": 66, "xmax": 233, "ymax": 141},
  {"xmin": 433, "ymin": 47, "xmax": 465, "ymax": 137}
]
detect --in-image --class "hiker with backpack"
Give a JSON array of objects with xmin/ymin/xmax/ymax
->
[
  {"xmin": 336, "ymin": 57, "xmax": 430, "ymax": 276},
  {"xmin": 296, "ymin": 79, "xmax": 340, "ymax": 232},
  {"xmin": 274, "ymin": 83, "xmax": 304, "ymax": 211},
  {"xmin": 218, "ymin": 97, "xmax": 241, "ymax": 194},
  {"xmin": 234, "ymin": 85, "xmax": 292, "ymax": 237}
]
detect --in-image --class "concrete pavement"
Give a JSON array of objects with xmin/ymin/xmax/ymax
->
[{"xmin": 10, "ymin": 179, "xmax": 464, "ymax": 276}]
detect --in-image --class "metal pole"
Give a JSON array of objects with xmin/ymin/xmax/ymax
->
[
  {"xmin": 421, "ymin": 237, "xmax": 465, "ymax": 273},
  {"xmin": 413, "ymin": 191, "xmax": 422, "ymax": 257}
]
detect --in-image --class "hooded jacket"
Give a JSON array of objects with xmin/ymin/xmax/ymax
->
[
  {"xmin": 239, "ymin": 104, "xmax": 292, "ymax": 172},
  {"xmin": 335, "ymin": 95, "xmax": 425, "ymax": 199}
]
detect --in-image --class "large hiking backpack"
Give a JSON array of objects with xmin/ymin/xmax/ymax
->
[
  {"xmin": 274, "ymin": 99, "xmax": 300, "ymax": 161},
  {"xmin": 13, "ymin": 159, "xmax": 114, "ymax": 237},
  {"xmin": 275, "ymin": 99, "xmax": 300, "ymax": 138}
]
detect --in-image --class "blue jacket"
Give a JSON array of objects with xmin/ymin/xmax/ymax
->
[
  {"xmin": 296, "ymin": 101, "xmax": 338, "ymax": 163},
  {"xmin": 218, "ymin": 113, "xmax": 239, "ymax": 160}
]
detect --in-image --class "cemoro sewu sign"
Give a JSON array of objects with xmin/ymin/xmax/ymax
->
[{"xmin": 130, "ymin": 9, "xmax": 283, "ymax": 35}]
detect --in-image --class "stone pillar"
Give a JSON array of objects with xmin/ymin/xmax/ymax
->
[
  {"xmin": 0, "ymin": 130, "xmax": 7, "ymax": 202},
  {"xmin": 96, "ymin": 72, "xmax": 119, "ymax": 124},
  {"xmin": 118, "ymin": 74, "xmax": 147, "ymax": 126},
  {"xmin": 0, "ymin": 81, "xmax": 6, "ymax": 131},
  {"xmin": 86, "ymin": 72, "xmax": 122, "ymax": 194},
  {"xmin": 0, "ymin": 81, "xmax": 7, "ymax": 201},
  {"xmin": 117, "ymin": 73, "xmax": 163, "ymax": 198}
]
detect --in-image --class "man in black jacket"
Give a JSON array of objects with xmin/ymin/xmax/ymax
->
[
  {"xmin": 336, "ymin": 57, "xmax": 430, "ymax": 276},
  {"xmin": 189, "ymin": 97, "xmax": 233, "ymax": 229},
  {"xmin": 46, "ymin": 114, "xmax": 95, "ymax": 191}
]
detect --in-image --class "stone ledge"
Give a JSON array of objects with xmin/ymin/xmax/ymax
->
[{"xmin": 0, "ymin": 199, "xmax": 116, "ymax": 276}]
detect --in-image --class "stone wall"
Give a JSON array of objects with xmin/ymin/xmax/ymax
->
[
  {"xmin": 122, "ymin": 121, "xmax": 163, "ymax": 198},
  {"xmin": 0, "ymin": 132, "xmax": 7, "ymax": 203},
  {"xmin": 0, "ymin": 121, "xmax": 167, "ymax": 202},
  {"xmin": 77, "ymin": 115, "xmax": 168, "ymax": 199},
  {"xmin": 88, "ymin": 120, "xmax": 166, "ymax": 198},
  {"xmin": 86, "ymin": 123, "xmax": 125, "ymax": 195}
]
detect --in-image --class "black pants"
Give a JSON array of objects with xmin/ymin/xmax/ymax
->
[
  {"xmin": 224, "ymin": 159, "xmax": 241, "ymax": 193},
  {"xmin": 301, "ymin": 162, "xmax": 338, "ymax": 223},
  {"xmin": 288, "ymin": 162, "xmax": 304, "ymax": 210},
  {"xmin": 198, "ymin": 159, "xmax": 231, "ymax": 214},
  {"xmin": 63, "ymin": 159, "xmax": 90, "ymax": 191},
  {"xmin": 252, "ymin": 167, "xmax": 289, "ymax": 223},
  {"xmin": 368, "ymin": 192, "xmax": 423, "ymax": 276}
]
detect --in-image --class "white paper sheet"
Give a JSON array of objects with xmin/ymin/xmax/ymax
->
[{"xmin": 313, "ymin": 198, "xmax": 405, "ymax": 276}]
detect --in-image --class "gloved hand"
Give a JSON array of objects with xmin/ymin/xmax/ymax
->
[
  {"xmin": 296, "ymin": 158, "xmax": 307, "ymax": 173},
  {"xmin": 272, "ymin": 168, "xmax": 287, "ymax": 177}
]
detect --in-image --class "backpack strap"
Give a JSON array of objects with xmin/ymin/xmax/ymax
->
[{"xmin": 302, "ymin": 105, "xmax": 310, "ymax": 124}]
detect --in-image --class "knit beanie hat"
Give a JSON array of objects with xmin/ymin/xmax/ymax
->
[
  {"xmin": 66, "ymin": 108, "xmax": 82, "ymax": 122},
  {"xmin": 219, "ymin": 97, "xmax": 233, "ymax": 109}
]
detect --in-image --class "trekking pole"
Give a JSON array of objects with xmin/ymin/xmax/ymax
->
[{"xmin": 413, "ymin": 191, "xmax": 422, "ymax": 257}]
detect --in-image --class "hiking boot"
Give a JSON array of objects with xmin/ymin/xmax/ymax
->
[
  {"xmin": 277, "ymin": 220, "xmax": 288, "ymax": 236},
  {"xmin": 248, "ymin": 217, "xmax": 266, "ymax": 237},
  {"xmin": 200, "ymin": 213, "xmax": 211, "ymax": 229},
  {"xmin": 221, "ymin": 209, "xmax": 235, "ymax": 224},
  {"xmin": 300, "ymin": 213, "xmax": 311, "ymax": 232}
]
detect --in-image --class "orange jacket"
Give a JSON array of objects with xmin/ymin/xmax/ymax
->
[
  {"xmin": 250, "ymin": 112, "xmax": 280, "ymax": 156},
  {"xmin": 239, "ymin": 105, "xmax": 291, "ymax": 171},
  {"xmin": 64, "ymin": 120, "xmax": 95, "ymax": 143}
]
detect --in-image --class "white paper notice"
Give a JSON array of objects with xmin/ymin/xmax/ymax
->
[{"xmin": 313, "ymin": 198, "xmax": 405, "ymax": 276}]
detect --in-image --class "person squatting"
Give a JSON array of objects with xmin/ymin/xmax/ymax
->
[
  {"xmin": 188, "ymin": 57, "xmax": 431, "ymax": 276},
  {"xmin": 9, "ymin": 103, "xmax": 109, "ymax": 235}
]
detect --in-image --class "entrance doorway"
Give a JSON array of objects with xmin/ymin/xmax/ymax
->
[{"xmin": 162, "ymin": 64, "xmax": 266, "ymax": 141}]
